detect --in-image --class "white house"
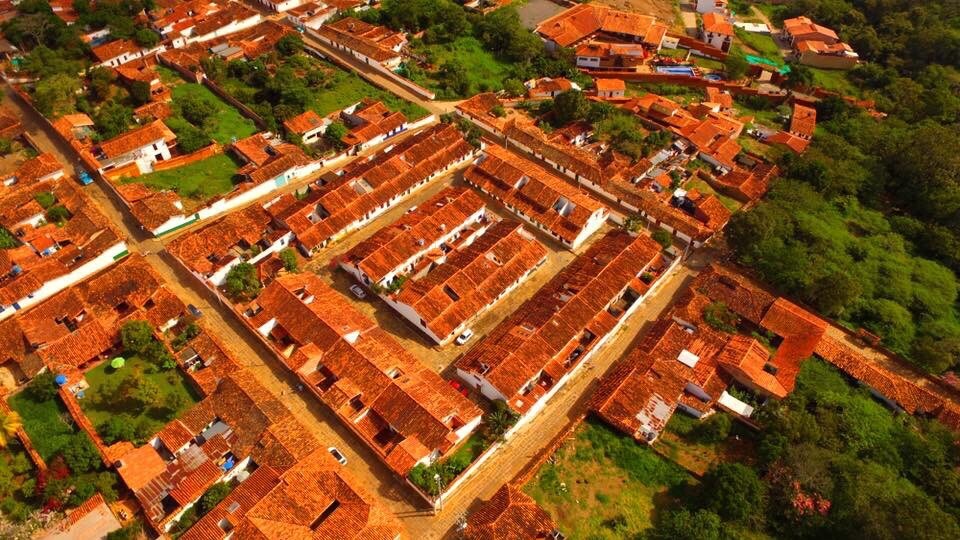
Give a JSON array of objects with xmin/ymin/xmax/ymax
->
[
  {"xmin": 696, "ymin": 0, "xmax": 728, "ymax": 14},
  {"xmin": 94, "ymin": 120, "xmax": 175, "ymax": 174}
]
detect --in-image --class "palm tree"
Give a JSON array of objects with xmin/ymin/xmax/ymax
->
[{"xmin": 0, "ymin": 411, "xmax": 22, "ymax": 449}]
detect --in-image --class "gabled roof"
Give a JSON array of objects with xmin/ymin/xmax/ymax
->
[
  {"xmin": 394, "ymin": 220, "xmax": 548, "ymax": 341},
  {"xmin": 465, "ymin": 484, "xmax": 558, "ymax": 540},
  {"xmin": 766, "ymin": 130, "xmax": 810, "ymax": 153},
  {"xmin": 97, "ymin": 120, "xmax": 176, "ymax": 159},
  {"xmin": 463, "ymin": 143, "xmax": 606, "ymax": 246},
  {"xmin": 167, "ymin": 204, "xmax": 283, "ymax": 276},
  {"xmin": 701, "ymin": 12, "xmax": 733, "ymax": 35},
  {"xmin": 316, "ymin": 16, "xmax": 405, "ymax": 63},
  {"xmin": 457, "ymin": 230, "xmax": 662, "ymax": 412},
  {"xmin": 91, "ymin": 39, "xmax": 141, "ymax": 62},
  {"xmin": 789, "ymin": 103, "xmax": 817, "ymax": 138},
  {"xmin": 283, "ymin": 110, "xmax": 326, "ymax": 135},
  {"xmin": 782, "ymin": 16, "xmax": 839, "ymax": 43},
  {"xmin": 536, "ymin": 3, "xmax": 667, "ymax": 47},
  {"xmin": 595, "ymin": 78, "xmax": 625, "ymax": 92},
  {"xmin": 340, "ymin": 186, "xmax": 485, "ymax": 284}
]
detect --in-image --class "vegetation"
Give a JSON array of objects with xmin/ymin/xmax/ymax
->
[
  {"xmin": 170, "ymin": 83, "xmax": 257, "ymax": 144},
  {"xmin": 279, "ymin": 248, "xmax": 298, "ymax": 273},
  {"xmin": 526, "ymin": 419, "xmax": 692, "ymax": 538},
  {"xmin": 652, "ymin": 229, "xmax": 673, "ymax": 250},
  {"xmin": 703, "ymin": 302, "xmax": 739, "ymax": 333},
  {"xmin": 224, "ymin": 262, "xmax": 261, "ymax": 300},
  {"xmin": 123, "ymin": 154, "xmax": 240, "ymax": 201},
  {"xmin": 82, "ymin": 356, "xmax": 199, "ymax": 445}
]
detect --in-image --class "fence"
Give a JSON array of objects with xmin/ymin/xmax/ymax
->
[
  {"xmin": 150, "ymin": 142, "xmax": 223, "ymax": 173},
  {"xmin": 201, "ymin": 77, "xmax": 269, "ymax": 130}
]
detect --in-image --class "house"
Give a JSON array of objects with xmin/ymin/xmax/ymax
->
[
  {"xmin": 704, "ymin": 86, "xmax": 734, "ymax": 110},
  {"xmin": 766, "ymin": 130, "xmax": 810, "ymax": 154},
  {"xmin": 265, "ymin": 123, "xmax": 477, "ymax": 255},
  {"xmin": 241, "ymin": 273, "xmax": 482, "ymax": 476},
  {"xmin": 525, "ymin": 77, "xmax": 580, "ymax": 98},
  {"xmin": 283, "ymin": 109, "xmax": 329, "ymax": 144},
  {"xmin": 536, "ymin": 3, "xmax": 668, "ymax": 51},
  {"xmin": 696, "ymin": 0, "xmax": 727, "ymax": 14},
  {"xmin": 312, "ymin": 16, "xmax": 407, "ymax": 70},
  {"xmin": 339, "ymin": 99, "xmax": 408, "ymax": 152},
  {"xmin": 285, "ymin": 2, "xmax": 337, "ymax": 31},
  {"xmin": 115, "ymin": 371, "xmax": 321, "ymax": 533},
  {"xmin": 181, "ymin": 446, "xmax": 404, "ymax": 539},
  {"xmin": 674, "ymin": 111, "xmax": 743, "ymax": 171},
  {"xmin": 455, "ymin": 93, "xmax": 515, "ymax": 137},
  {"xmin": 93, "ymin": 120, "xmax": 176, "ymax": 175},
  {"xmin": 594, "ymin": 78, "xmax": 625, "ymax": 99},
  {"xmin": 178, "ymin": 3, "xmax": 261, "ymax": 47},
  {"xmin": 700, "ymin": 12, "xmax": 733, "ymax": 52},
  {"xmin": 781, "ymin": 16, "xmax": 839, "ymax": 46},
  {"xmin": 389, "ymin": 220, "xmax": 548, "ymax": 345},
  {"xmin": 115, "ymin": 60, "xmax": 170, "ymax": 103},
  {"xmin": 789, "ymin": 102, "xmax": 817, "ymax": 138},
  {"xmin": 338, "ymin": 187, "xmax": 488, "ymax": 289},
  {"xmin": 457, "ymin": 230, "xmax": 669, "ymax": 420},
  {"xmin": 167, "ymin": 204, "xmax": 293, "ymax": 287},
  {"xmin": 0, "ymin": 155, "xmax": 127, "ymax": 320},
  {"xmin": 575, "ymin": 41, "xmax": 648, "ymax": 70},
  {"xmin": 0, "ymin": 255, "xmax": 183, "ymax": 384},
  {"xmin": 464, "ymin": 484, "xmax": 560, "ymax": 540},
  {"xmin": 463, "ymin": 143, "xmax": 608, "ymax": 250},
  {"xmin": 711, "ymin": 159, "xmax": 778, "ymax": 202},
  {"xmin": 235, "ymin": 139, "xmax": 320, "ymax": 188},
  {"xmin": 623, "ymin": 92, "xmax": 697, "ymax": 131},
  {"xmin": 91, "ymin": 39, "xmax": 165, "ymax": 68},
  {"xmin": 794, "ymin": 39, "xmax": 858, "ymax": 69}
]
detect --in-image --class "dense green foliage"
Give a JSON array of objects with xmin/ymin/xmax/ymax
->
[
  {"xmin": 728, "ymin": 0, "xmax": 960, "ymax": 372},
  {"xmin": 224, "ymin": 262, "xmax": 261, "ymax": 300}
]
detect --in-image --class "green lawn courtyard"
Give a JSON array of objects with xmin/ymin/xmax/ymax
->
[
  {"xmin": 8, "ymin": 390, "xmax": 78, "ymax": 462},
  {"xmin": 524, "ymin": 420, "xmax": 692, "ymax": 539},
  {"xmin": 171, "ymin": 83, "xmax": 258, "ymax": 144},
  {"xmin": 122, "ymin": 153, "xmax": 241, "ymax": 202},
  {"xmin": 80, "ymin": 356, "xmax": 199, "ymax": 442}
]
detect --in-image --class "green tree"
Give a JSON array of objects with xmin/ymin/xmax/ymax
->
[
  {"xmin": 550, "ymin": 90, "xmax": 590, "ymax": 126},
  {"xmin": 106, "ymin": 521, "xmax": 143, "ymax": 540},
  {"xmin": 503, "ymin": 78, "xmax": 526, "ymax": 98},
  {"xmin": 646, "ymin": 509, "xmax": 725, "ymax": 540},
  {"xmin": 279, "ymin": 248, "xmax": 298, "ymax": 272},
  {"xmin": 697, "ymin": 413, "xmax": 732, "ymax": 443},
  {"xmin": 121, "ymin": 320, "xmax": 154, "ymax": 354},
  {"xmin": 224, "ymin": 262, "xmax": 261, "ymax": 299},
  {"xmin": 783, "ymin": 62, "xmax": 814, "ymax": 89},
  {"xmin": 94, "ymin": 101, "xmax": 133, "ymax": 140},
  {"xmin": 61, "ymin": 436, "xmax": 100, "ymax": 474},
  {"xmin": 652, "ymin": 229, "xmax": 672, "ymax": 250},
  {"xmin": 324, "ymin": 121, "xmax": 349, "ymax": 148},
  {"xmin": 177, "ymin": 94, "xmax": 217, "ymax": 128},
  {"xmin": 88, "ymin": 66, "xmax": 113, "ymax": 102},
  {"xmin": 129, "ymin": 80, "xmax": 151, "ymax": 106},
  {"xmin": 45, "ymin": 205, "xmax": 70, "ymax": 224},
  {"xmin": 34, "ymin": 191, "xmax": 55, "ymax": 209},
  {"xmin": 100, "ymin": 415, "xmax": 137, "ymax": 445},
  {"xmin": 701, "ymin": 463, "xmax": 766, "ymax": 522},
  {"xmin": 133, "ymin": 27, "xmax": 158, "ymax": 47},
  {"xmin": 34, "ymin": 73, "xmax": 81, "ymax": 116},
  {"xmin": 169, "ymin": 121, "xmax": 209, "ymax": 153},
  {"xmin": 724, "ymin": 50, "xmax": 749, "ymax": 80},
  {"xmin": 276, "ymin": 33, "xmax": 303, "ymax": 56},
  {"xmin": 27, "ymin": 371, "xmax": 60, "ymax": 401},
  {"xmin": 199, "ymin": 482, "xmax": 232, "ymax": 515}
]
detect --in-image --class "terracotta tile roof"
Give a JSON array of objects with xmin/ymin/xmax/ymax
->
[
  {"xmin": 191, "ymin": 2, "xmax": 257, "ymax": 37},
  {"xmin": 181, "ymin": 466, "xmax": 281, "ymax": 540},
  {"xmin": 97, "ymin": 120, "xmax": 176, "ymax": 160},
  {"xmin": 340, "ymin": 186, "xmax": 486, "ymax": 284},
  {"xmin": 675, "ymin": 113, "xmax": 743, "ymax": 169},
  {"xmin": 713, "ymin": 161, "xmax": 777, "ymax": 201},
  {"xmin": 704, "ymin": 86, "xmax": 734, "ymax": 109},
  {"xmin": 341, "ymin": 100, "xmax": 407, "ymax": 146},
  {"xmin": 590, "ymin": 350, "xmax": 687, "ymax": 443},
  {"xmin": 528, "ymin": 77, "xmax": 574, "ymax": 96},
  {"xmin": 0, "ymin": 152, "xmax": 62, "ymax": 185},
  {"xmin": 457, "ymin": 230, "xmax": 663, "ymax": 413},
  {"xmin": 594, "ymin": 78, "xmax": 625, "ymax": 92},
  {"xmin": 623, "ymin": 93, "xmax": 697, "ymax": 131},
  {"xmin": 463, "ymin": 144, "xmax": 606, "ymax": 245},
  {"xmin": 456, "ymin": 93, "xmax": 514, "ymax": 133},
  {"xmin": 116, "ymin": 443, "xmax": 168, "ymax": 491},
  {"xmin": 692, "ymin": 264, "xmax": 777, "ymax": 325},
  {"xmin": 249, "ymin": 273, "xmax": 481, "ymax": 475},
  {"xmin": 47, "ymin": 492, "xmax": 122, "ymax": 539},
  {"xmin": 465, "ymin": 484, "xmax": 558, "ymax": 540},
  {"xmin": 536, "ymin": 3, "xmax": 667, "ymax": 47},
  {"xmin": 167, "ymin": 204, "xmax": 283, "ymax": 276},
  {"xmin": 394, "ymin": 220, "xmax": 548, "ymax": 342},
  {"xmin": 702, "ymin": 12, "xmax": 733, "ymax": 35},
  {"xmin": 789, "ymin": 103, "xmax": 816, "ymax": 138},
  {"xmin": 134, "ymin": 101, "xmax": 173, "ymax": 122},
  {"xmin": 766, "ymin": 130, "xmax": 810, "ymax": 153},
  {"xmin": 316, "ymin": 17, "xmax": 405, "ymax": 63},
  {"xmin": 783, "ymin": 16, "xmax": 839, "ymax": 43},
  {"xmin": 91, "ymin": 39, "xmax": 141, "ymax": 63},
  {"xmin": 230, "ymin": 133, "xmax": 274, "ymax": 166},
  {"xmin": 233, "ymin": 447, "xmax": 404, "ymax": 540},
  {"xmin": 795, "ymin": 39, "xmax": 857, "ymax": 55},
  {"xmin": 269, "ymin": 123, "xmax": 474, "ymax": 252},
  {"xmin": 283, "ymin": 110, "xmax": 326, "ymax": 135}
]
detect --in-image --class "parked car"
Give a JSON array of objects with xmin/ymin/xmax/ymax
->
[
  {"xmin": 187, "ymin": 304, "xmax": 202, "ymax": 318},
  {"xmin": 455, "ymin": 328, "xmax": 474, "ymax": 345},
  {"xmin": 348, "ymin": 284, "xmax": 367, "ymax": 299},
  {"xmin": 77, "ymin": 169, "xmax": 93, "ymax": 185},
  {"xmin": 328, "ymin": 447, "xmax": 347, "ymax": 465}
]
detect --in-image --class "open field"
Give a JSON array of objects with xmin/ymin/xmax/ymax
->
[
  {"xmin": 408, "ymin": 37, "xmax": 514, "ymax": 98},
  {"xmin": 309, "ymin": 62, "xmax": 430, "ymax": 119},
  {"xmin": 171, "ymin": 83, "xmax": 257, "ymax": 144}
]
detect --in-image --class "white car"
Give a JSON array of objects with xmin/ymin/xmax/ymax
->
[
  {"xmin": 455, "ymin": 328, "xmax": 475, "ymax": 345},
  {"xmin": 348, "ymin": 284, "xmax": 367, "ymax": 299},
  {"xmin": 328, "ymin": 446, "xmax": 347, "ymax": 465}
]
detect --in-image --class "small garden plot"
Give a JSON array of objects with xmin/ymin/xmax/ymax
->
[
  {"xmin": 686, "ymin": 178, "xmax": 743, "ymax": 213},
  {"xmin": 524, "ymin": 419, "xmax": 693, "ymax": 538},
  {"xmin": 122, "ymin": 153, "xmax": 241, "ymax": 203},
  {"xmin": 170, "ymin": 83, "xmax": 258, "ymax": 144},
  {"xmin": 655, "ymin": 412, "xmax": 758, "ymax": 476},
  {"xmin": 809, "ymin": 67, "xmax": 861, "ymax": 97},
  {"xmin": 81, "ymin": 356, "xmax": 199, "ymax": 445},
  {"xmin": 626, "ymin": 82, "xmax": 704, "ymax": 104},
  {"xmin": 9, "ymin": 384, "xmax": 78, "ymax": 463},
  {"xmin": 734, "ymin": 28, "xmax": 783, "ymax": 59},
  {"xmin": 405, "ymin": 36, "xmax": 514, "ymax": 98}
]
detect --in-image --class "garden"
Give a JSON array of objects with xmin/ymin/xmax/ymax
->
[
  {"xmin": 169, "ymin": 83, "xmax": 257, "ymax": 145},
  {"xmin": 121, "ymin": 153, "xmax": 241, "ymax": 204},
  {"xmin": 7, "ymin": 373, "xmax": 122, "ymax": 523},
  {"xmin": 80, "ymin": 321, "xmax": 200, "ymax": 446},
  {"xmin": 404, "ymin": 36, "xmax": 514, "ymax": 98}
]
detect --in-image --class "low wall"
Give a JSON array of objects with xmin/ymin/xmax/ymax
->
[
  {"xmin": 201, "ymin": 78, "xmax": 268, "ymax": 130},
  {"xmin": 1, "ymin": 397, "xmax": 47, "ymax": 472},
  {"xmin": 672, "ymin": 34, "xmax": 728, "ymax": 60},
  {"xmin": 302, "ymin": 40, "xmax": 437, "ymax": 102},
  {"xmin": 157, "ymin": 52, "xmax": 202, "ymax": 83},
  {"xmin": 59, "ymin": 387, "xmax": 112, "ymax": 468},
  {"xmin": 150, "ymin": 143, "xmax": 223, "ymax": 173}
]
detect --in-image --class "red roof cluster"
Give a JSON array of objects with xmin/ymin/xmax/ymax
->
[
  {"xmin": 317, "ymin": 16, "xmax": 406, "ymax": 63},
  {"xmin": 536, "ymin": 3, "xmax": 668, "ymax": 48},
  {"xmin": 457, "ymin": 229, "xmax": 664, "ymax": 413},
  {"xmin": 243, "ymin": 273, "xmax": 482, "ymax": 475},
  {"xmin": 465, "ymin": 483, "xmax": 558, "ymax": 540},
  {"xmin": 340, "ymin": 99, "xmax": 408, "ymax": 147}
]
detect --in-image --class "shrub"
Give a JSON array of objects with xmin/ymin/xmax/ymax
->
[
  {"xmin": 279, "ymin": 248, "xmax": 298, "ymax": 272},
  {"xmin": 199, "ymin": 482, "xmax": 232, "ymax": 515},
  {"xmin": 225, "ymin": 263, "xmax": 261, "ymax": 299},
  {"xmin": 703, "ymin": 302, "xmax": 738, "ymax": 333},
  {"xmin": 45, "ymin": 205, "xmax": 71, "ymax": 224},
  {"xmin": 99, "ymin": 415, "xmax": 137, "ymax": 445},
  {"xmin": 27, "ymin": 371, "xmax": 59, "ymax": 402},
  {"xmin": 0, "ymin": 227, "xmax": 18, "ymax": 249},
  {"xmin": 106, "ymin": 521, "xmax": 143, "ymax": 540},
  {"xmin": 61, "ymin": 436, "xmax": 100, "ymax": 474},
  {"xmin": 33, "ymin": 191, "xmax": 55, "ymax": 209},
  {"xmin": 121, "ymin": 320, "xmax": 155, "ymax": 355},
  {"xmin": 171, "ymin": 322, "xmax": 200, "ymax": 351},
  {"xmin": 696, "ymin": 413, "xmax": 732, "ymax": 443},
  {"xmin": 701, "ymin": 463, "xmax": 766, "ymax": 522},
  {"xmin": 652, "ymin": 229, "xmax": 673, "ymax": 249}
]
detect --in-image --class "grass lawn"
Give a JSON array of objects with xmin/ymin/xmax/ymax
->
[
  {"xmin": 655, "ymin": 413, "xmax": 758, "ymax": 476},
  {"xmin": 124, "ymin": 153, "xmax": 240, "ymax": 201},
  {"xmin": 8, "ymin": 392, "xmax": 78, "ymax": 462},
  {"xmin": 735, "ymin": 28, "xmax": 783, "ymax": 59},
  {"xmin": 309, "ymin": 59, "xmax": 429, "ymax": 120},
  {"xmin": 627, "ymin": 82, "xmax": 704, "ymax": 104},
  {"xmin": 809, "ymin": 67, "xmax": 860, "ymax": 97},
  {"xmin": 691, "ymin": 55, "xmax": 726, "ymax": 71},
  {"xmin": 156, "ymin": 65, "xmax": 186, "ymax": 86},
  {"xmin": 407, "ymin": 36, "xmax": 513, "ymax": 99},
  {"xmin": 171, "ymin": 84, "xmax": 257, "ymax": 144},
  {"xmin": 687, "ymin": 179, "xmax": 743, "ymax": 213},
  {"xmin": 524, "ymin": 419, "xmax": 693, "ymax": 539},
  {"xmin": 81, "ymin": 356, "xmax": 199, "ymax": 439}
]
